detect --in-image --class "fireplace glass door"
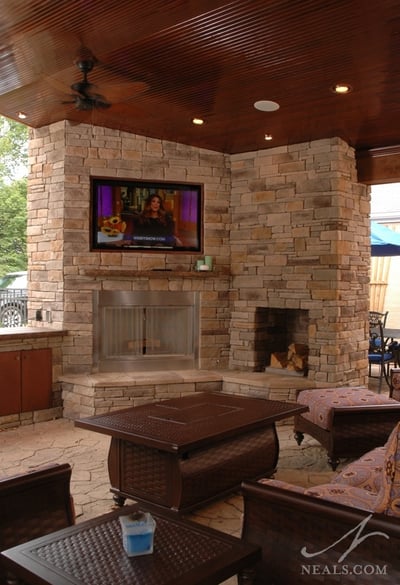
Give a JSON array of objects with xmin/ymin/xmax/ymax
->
[{"xmin": 93, "ymin": 291, "xmax": 199, "ymax": 371}]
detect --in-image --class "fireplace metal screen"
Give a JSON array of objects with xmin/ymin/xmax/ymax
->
[{"xmin": 93, "ymin": 291, "xmax": 199, "ymax": 371}]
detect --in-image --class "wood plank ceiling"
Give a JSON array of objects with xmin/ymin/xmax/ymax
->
[{"xmin": 0, "ymin": 0, "xmax": 399, "ymax": 156}]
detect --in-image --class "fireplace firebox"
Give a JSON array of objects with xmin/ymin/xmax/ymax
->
[
  {"xmin": 93, "ymin": 291, "xmax": 199, "ymax": 371},
  {"xmin": 254, "ymin": 307, "xmax": 309, "ymax": 373}
]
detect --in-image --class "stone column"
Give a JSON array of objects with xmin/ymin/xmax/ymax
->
[{"xmin": 229, "ymin": 138, "xmax": 370, "ymax": 386}]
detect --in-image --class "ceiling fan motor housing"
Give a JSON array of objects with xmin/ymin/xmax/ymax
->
[
  {"xmin": 75, "ymin": 58, "xmax": 95, "ymax": 75},
  {"xmin": 64, "ymin": 48, "xmax": 110, "ymax": 110}
]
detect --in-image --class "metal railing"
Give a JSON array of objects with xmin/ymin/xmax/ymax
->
[{"xmin": 0, "ymin": 288, "xmax": 28, "ymax": 327}]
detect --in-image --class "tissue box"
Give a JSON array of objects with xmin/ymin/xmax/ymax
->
[{"xmin": 119, "ymin": 511, "xmax": 156, "ymax": 557}]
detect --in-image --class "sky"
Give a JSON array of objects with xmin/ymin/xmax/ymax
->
[{"xmin": 371, "ymin": 183, "xmax": 400, "ymax": 221}]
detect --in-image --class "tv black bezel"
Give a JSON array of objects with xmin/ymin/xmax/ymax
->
[{"xmin": 90, "ymin": 176, "xmax": 204, "ymax": 253}]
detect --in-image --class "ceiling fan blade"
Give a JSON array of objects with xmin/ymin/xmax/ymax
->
[
  {"xmin": 44, "ymin": 45, "xmax": 153, "ymax": 114},
  {"xmin": 92, "ymin": 98, "xmax": 111, "ymax": 110},
  {"xmin": 71, "ymin": 80, "xmax": 95, "ymax": 95}
]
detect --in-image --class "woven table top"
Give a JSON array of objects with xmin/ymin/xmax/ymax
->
[
  {"xmin": 1, "ymin": 504, "xmax": 260, "ymax": 585},
  {"xmin": 75, "ymin": 392, "xmax": 306, "ymax": 452}
]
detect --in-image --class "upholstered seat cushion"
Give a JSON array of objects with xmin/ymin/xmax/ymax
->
[
  {"xmin": 373, "ymin": 421, "xmax": 400, "ymax": 516},
  {"xmin": 391, "ymin": 368, "xmax": 400, "ymax": 401},
  {"xmin": 258, "ymin": 422, "xmax": 400, "ymax": 517},
  {"xmin": 332, "ymin": 446, "xmax": 385, "ymax": 493},
  {"xmin": 304, "ymin": 484, "xmax": 378, "ymax": 512},
  {"xmin": 258, "ymin": 478, "xmax": 306, "ymax": 495},
  {"xmin": 309, "ymin": 422, "xmax": 400, "ymax": 517},
  {"xmin": 296, "ymin": 387, "xmax": 398, "ymax": 430}
]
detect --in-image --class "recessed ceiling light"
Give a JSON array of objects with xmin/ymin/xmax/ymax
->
[
  {"xmin": 17, "ymin": 111, "xmax": 27, "ymax": 119},
  {"xmin": 331, "ymin": 83, "xmax": 352, "ymax": 94},
  {"xmin": 264, "ymin": 134, "xmax": 273, "ymax": 141},
  {"xmin": 192, "ymin": 117, "xmax": 204, "ymax": 125},
  {"xmin": 254, "ymin": 100, "xmax": 280, "ymax": 112}
]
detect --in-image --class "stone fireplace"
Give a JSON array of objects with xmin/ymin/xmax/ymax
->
[{"xmin": 27, "ymin": 123, "xmax": 370, "ymax": 389}]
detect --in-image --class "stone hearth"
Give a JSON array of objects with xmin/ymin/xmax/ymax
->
[{"xmin": 60, "ymin": 369, "xmax": 315, "ymax": 420}]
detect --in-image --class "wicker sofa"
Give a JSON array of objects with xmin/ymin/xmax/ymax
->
[
  {"xmin": 240, "ymin": 421, "xmax": 400, "ymax": 584},
  {"xmin": 293, "ymin": 386, "xmax": 400, "ymax": 470}
]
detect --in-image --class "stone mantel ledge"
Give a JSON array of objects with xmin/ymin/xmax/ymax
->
[
  {"xmin": 80, "ymin": 269, "xmax": 230, "ymax": 279},
  {"xmin": 0, "ymin": 326, "xmax": 68, "ymax": 340}
]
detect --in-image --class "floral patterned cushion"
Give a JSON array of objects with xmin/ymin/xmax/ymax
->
[
  {"xmin": 296, "ymin": 387, "xmax": 398, "ymax": 430},
  {"xmin": 332, "ymin": 446, "xmax": 385, "ymax": 493},
  {"xmin": 329, "ymin": 422, "xmax": 400, "ymax": 517},
  {"xmin": 391, "ymin": 368, "xmax": 400, "ymax": 401},
  {"xmin": 258, "ymin": 478, "xmax": 306, "ymax": 494},
  {"xmin": 258, "ymin": 422, "xmax": 400, "ymax": 517},
  {"xmin": 304, "ymin": 484, "xmax": 377, "ymax": 512},
  {"xmin": 373, "ymin": 421, "xmax": 400, "ymax": 517}
]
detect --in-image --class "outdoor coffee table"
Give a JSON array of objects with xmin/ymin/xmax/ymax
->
[
  {"xmin": 1, "ymin": 503, "xmax": 261, "ymax": 585},
  {"xmin": 75, "ymin": 392, "xmax": 307, "ymax": 512}
]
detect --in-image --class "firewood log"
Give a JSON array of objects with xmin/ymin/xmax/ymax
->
[{"xmin": 270, "ymin": 352, "xmax": 288, "ymax": 368}]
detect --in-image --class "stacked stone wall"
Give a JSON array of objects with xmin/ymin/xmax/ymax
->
[
  {"xmin": 28, "ymin": 122, "xmax": 231, "ymax": 373},
  {"xmin": 229, "ymin": 138, "xmax": 370, "ymax": 385},
  {"xmin": 28, "ymin": 123, "xmax": 370, "ymax": 385}
]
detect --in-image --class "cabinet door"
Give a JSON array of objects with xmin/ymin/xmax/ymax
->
[
  {"xmin": 21, "ymin": 348, "xmax": 52, "ymax": 412},
  {"xmin": 0, "ymin": 351, "xmax": 21, "ymax": 416}
]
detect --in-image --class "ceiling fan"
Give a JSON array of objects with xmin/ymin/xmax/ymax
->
[{"xmin": 63, "ymin": 49, "xmax": 111, "ymax": 111}]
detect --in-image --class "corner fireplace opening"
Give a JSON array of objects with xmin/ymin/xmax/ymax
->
[
  {"xmin": 254, "ymin": 307, "xmax": 309, "ymax": 375},
  {"xmin": 93, "ymin": 291, "xmax": 199, "ymax": 372}
]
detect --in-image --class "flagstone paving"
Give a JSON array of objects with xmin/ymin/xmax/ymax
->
[{"xmin": 0, "ymin": 377, "xmax": 383, "ymax": 584}]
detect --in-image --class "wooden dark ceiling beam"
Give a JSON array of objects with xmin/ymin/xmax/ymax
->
[{"xmin": 357, "ymin": 146, "xmax": 400, "ymax": 185}]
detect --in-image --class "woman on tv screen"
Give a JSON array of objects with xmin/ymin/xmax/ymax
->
[
  {"xmin": 92, "ymin": 177, "xmax": 202, "ymax": 252},
  {"xmin": 132, "ymin": 194, "xmax": 178, "ymax": 247}
]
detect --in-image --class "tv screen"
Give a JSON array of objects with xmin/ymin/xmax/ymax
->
[{"xmin": 91, "ymin": 177, "xmax": 203, "ymax": 252}]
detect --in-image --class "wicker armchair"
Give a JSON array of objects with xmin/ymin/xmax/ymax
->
[
  {"xmin": 240, "ymin": 420, "xmax": 400, "ymax": 584},
  {"xmin": 0, "ymin": 463, "xmax": 75, "ymax": 585},
  {"xmin": 240, "ymin": 479, "xmax": 400, "ymax": 584}
]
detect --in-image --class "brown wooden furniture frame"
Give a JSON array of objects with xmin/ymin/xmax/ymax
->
[
  {"xmin": 1, "ymin": 503, "xmax": 261, "ymax": 585},
  {"xmin": 0, "ymin": 463, "xmax": 75, "ymax": 584},
  {"xmin": 294, "ymin": 403, "xmax": 400, "ymax": 470},
  {"xmin": 75, "ymin": 392, "xmax": 307, "ymax": 513},
  {"xmin": 240, "ymin": 479, "xmax": 400, "ymax": 584}
]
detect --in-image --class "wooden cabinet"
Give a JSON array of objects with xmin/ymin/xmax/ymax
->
[
  {"xmin": 0, "ymin": 351, "xmax": 21, "ymax": 415},
  {"xmin": 0, "ymin": 349, "xmax": 52, "ymax": 416}
]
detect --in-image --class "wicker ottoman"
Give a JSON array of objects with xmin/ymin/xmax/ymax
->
[{"xmin": 293, "ymin": 386, "xmax": 400, "ymax": 470}]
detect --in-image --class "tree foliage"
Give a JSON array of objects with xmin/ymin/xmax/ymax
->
[
  {"xmin": 0, "ymin": 117, "xmax": 28, "ymax": 181},
  {"xmin": 0, "ymin": 117, "xmax": 28, "ymax": 275},
  {"xmin": 0, "ymin": 179, "xmax": 27, "ymax": 274}
]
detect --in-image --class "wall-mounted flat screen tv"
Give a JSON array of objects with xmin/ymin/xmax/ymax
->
[{"xmin": 91, "ymin": 177, "xmax": 203, "ymax": 252}]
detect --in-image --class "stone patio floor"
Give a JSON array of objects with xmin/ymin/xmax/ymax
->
[
  {"xmin": 0, "ymin": 418, "xmax": 339, "ymax": 585},
  {"xmin": 0, "ymin": 377, "xmax": 384, "ymax": 584}
]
